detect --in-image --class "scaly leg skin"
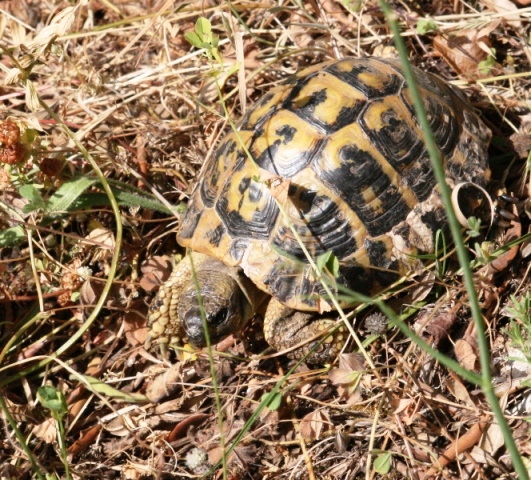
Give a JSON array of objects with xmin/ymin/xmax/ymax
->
[
  {"xmin": 263, "ymin": 298, "xmax": 347, "ymax": 364},
  {"xmin": 145, "ymin": 255, "xmax": 198, "ymax": 350}
]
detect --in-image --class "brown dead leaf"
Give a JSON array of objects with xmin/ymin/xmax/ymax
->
[
  {"xmin": 124, "ymin": 299, "xmax": 148, "ymax": 347},
  {"xmin": 80, "ymin": 278, "xmax": 100, "ymax": 307},
  {"xmin": 67, "ymin": 424, "xmax": 103, "ymax": 458},
  {"xmin": 207, "ymin": 446, "xmax": 224, "ymax": 468},
  {"xmin": 328, "ymin": 353, "xmax": 365, "ymax": 385},
  {"xmin": 455, "ymin": 338, "xmax": 479, "ymax": 371},
  {"xmin": 508, "ymin": 131, "xmax": 531, "ymax": 160},
  {"xmin": 140, "ymin": 255, "xmax": 173, "ymax": 292},
  {"xmin": 288, "ymin": 9, "xmax": 316, "ymax": 48},
  {"xmin": 299, "ymin": 409, "xmax": 332, "ymax": 440},
  {"xmin": 145, "ymin": 363, "xmax": 185, "ymax": 403},
  {"xmin": 433, "ymin": 21, "xmax": 499, "ymax": 78},
  {"xmin": 482, "ymin": 208, "xmax": 521, "ymax": 277},
  {"xmin": 426, "ymin": 415, "xmax": 489, "ymax": 475},
  {"xmin": 167, "ymin": 413, "xmax": 210, "ymax": 442},
  {"xmin": 316, "ymin": 296, "xmax": 332, "ymax": 314},
  {"xmin": 391, "ymin": 398, "xmax": 419, "ymax": 426},
  {"xmin": 481, "ymin": 420, "xmax": 505, "ymax": 455},
  {"xmin": 481, "ymin": 0, "xmax": 522, "ymax": 28},
  {"xmin": 446, "ymin": 373, "xmax": 475, "ymax": 406},
  {"xmin": 86, "ymin": 227, "xmax": 115, "ymax": 260},
  {"xmin": 409, "ymin": 271, "xmax": 436, "ymax": 303},
  {"xmin": 420, "ymin": 311, "xmax": 458, "ymax": 346},
  {"xmin": 32, "ymin": 417, "xmax": 56, "ymax": 443},
  {"xmin": 208, "ymin": 444, "xmax": 257, "ymax": 471},
  {"xmin": 329, "ymin": 353, "xmax": 365, "ymax": 405},
  {"xmin": 392, "ymin": 397, "xmax": 415, "ymax": 415}
]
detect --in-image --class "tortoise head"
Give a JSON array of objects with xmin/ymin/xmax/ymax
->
[{"xmin": 177, "ymin": 268, "xmax": 255, "ymax": 347}]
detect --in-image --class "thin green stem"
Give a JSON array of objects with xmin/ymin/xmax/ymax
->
[
  {"xmin": 0, "ymin": 395, "xmax": 46, "ymax": 479},
  {"xmin": 0, "ymin": 94, "xmax": 123, "ymax": 388},
  {"xmin": 188, "ymin": 255, "xmax": 228, "ymax": 479},
  {"xmin": 56, "ymin": 417, "xmax": 71, "ymax": 480},
  {"xmin": 379, "ymin": 3, "xmax": 528, "ymax": 478}
]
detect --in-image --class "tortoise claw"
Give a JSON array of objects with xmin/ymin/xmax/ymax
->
[{"xmin": 496, "ymin": 206, "xmax": 517, "ymax": 221}]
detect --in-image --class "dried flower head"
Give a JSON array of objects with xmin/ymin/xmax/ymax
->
[
  {"xmin": 39, "ymin": 157, "xmax": 63, "ymax": 177},
  {"xmin": 0, "ymin": 120, "xmax": 26, "ymax": 165},
  {"xmin": 0, "ymin": 121, "xmax": 21, "ymax": 147},
  {"xmin": 0, "ymin": 143, "xmax": 26, "ymax": 165}
]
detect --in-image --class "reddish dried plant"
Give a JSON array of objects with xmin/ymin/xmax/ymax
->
[{"xmin": 0, "ymin": 120, "xmax": 26, "ymax": 165}]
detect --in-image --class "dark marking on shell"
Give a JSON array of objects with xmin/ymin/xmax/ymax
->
[
  {"xmin": 199, "ymin": 139, "xmax": 236, "ymax": 208},
  {"xmin": 337, "ymin": 263, "xmax": 374, "ymax": 296},
  {"xmin": 419, "ymin": 208, "xmax": 448, "ymax": 237},
  {"xmin": 326, "ymin": 61, "xmax": 402, "ymax": 99},
  {"xmin": 276, "ymin": 124, "xmax": 297, "ymax": 144},
  {"xmin": 216, "ymin": 182, "xmax": 279, "ymax": 241},
  {"xmin": 229, "ymin": 239, "xmax": 249, "ymax": 263},
  {"xmin": 316, "ymin": 143, "xmax": 411, "ymax": 237},
  {"xmin": 207, "ymin": 224, "xmax": 225, "ymax": 247},
  {"xmin": 252, "ymin": 133, "xmax": 320, "ymax": 178},
  {"xmin": 263, "ymin": 258, "xmax": 322, "ymax": 308},
  {"xmin": 422, "ymin": 97, "xmax": 461, "ymax": 157},
  {"xmin": 271, "ymin": 189, "xmax": 358, "ymax": 261},
  {"xmin": 364, "ymin": 238, "xmax": 400, "ymax": 286},
  {"xmin": 283, "ymin": 87, "xmax": 328, "ymax": 113},
  {"xmin": 178, "ymin": 201, "xmax": 203, "ymax": 240},
  {"xmin": 330, "ymin": 105, "xmax": 365, "ymax": 133}
]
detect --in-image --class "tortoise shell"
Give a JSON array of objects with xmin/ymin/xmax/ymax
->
[{"xmin": 177, "ymin": 57, "xmax": 491, "ymax": 311}]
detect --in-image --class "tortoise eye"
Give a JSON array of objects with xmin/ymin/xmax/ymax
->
[{"xmin": 209, "ymin": 308, "xmax": 228, "ymax": 327}]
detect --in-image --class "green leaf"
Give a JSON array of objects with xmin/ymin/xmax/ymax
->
[
  {"xmin": 416, "ymin": 18, "xmax": 437, "ymax": 34},
  {"xmin": 261, "ymin": 391, "xmax": 282, "ymax": 411},
  {"xmin": 316, "ymin": 251, "xmax": 340, "ymax": 277},
  {"xmin": 226, "ymin": 62, "xmax": 240, "ymax": 77},
  {"xmin": 211, "ymin": 47, "xmax": 223, "ymax": 65},
  {"xmin": 46, "ymin": 175, "xmax": 99, "ymax": 214},
  {"xmin": 0, "ymin": 226, "xmax": 25, "ymax": 247},
  {"xmin": 466, "ymin": 216, "xmax": 482, "ymax": 237},
  {"xmin": 19, "ymin": 184, "xmax": 45, "ymax": 211},
  {"xmin": 341, "ymin": 0, "xmax": 363, "ymax": 12},
  {"xmin": 185, "ymin": 31, "xmax": 203, "ymax": 48},
  {"xmin": 478, "ymin": 54, "xmax": 496, "ymax": 76},
  {"xmin": 72, "ymin": 187, "xmax": 175, "ymax": 214},
  {"xmin": 373, "ymin": 452, "xmax": 392, "ymax": 474},
  {"xmin": 195, "ymin": 17, "xmax": 212, "ymax": 43},
  {"xmin": 37, "ymin": 386, "xmax": 68, "ymax": 417},
  {"xmin": 82, "ymin": 375, "xmax": 148, "ymax": 402}
]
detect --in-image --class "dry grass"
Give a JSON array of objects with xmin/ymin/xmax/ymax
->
[{"xmin": 1, "ymin": 0, "xmax": 531, "ymax": 479}]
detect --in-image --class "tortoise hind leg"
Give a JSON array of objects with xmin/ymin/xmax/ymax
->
[{"xmin": 263, "ymin": 298, "xmax": 347, "ymax": 364}]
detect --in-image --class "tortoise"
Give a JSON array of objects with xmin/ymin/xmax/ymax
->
[{"xmin": 147, "ymin": 56, "xmax": 491, "ymax": 363}]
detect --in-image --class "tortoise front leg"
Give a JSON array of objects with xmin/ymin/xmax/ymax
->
[{"xmin": 263, "ymin": 298, "xmax": 347, "ymax": 364}]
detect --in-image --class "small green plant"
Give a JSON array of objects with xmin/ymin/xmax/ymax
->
[
  {"xmin": 504, "ymin": 293, "xmax": 531, "ymax": 363},
  {"xmin": 372, "ymin": 451, "xmax": 393, "ymax": 474},
  {"xmin": 473, "ymin": 241, "xmax": 497, "ymax": 266},
  {"xmin": 416, "ymin": 18, "xmax": 438, "ymax": 35},
  {"xmin": 341, "ymin": 0, "xmax": 363, "ymax": 13},
  {"xmin": 466, "ymin": 216, "xmax": 482, "ymax": 238},
  {"xmin": 184, "ymin": 17, "xmax": 237, "ymax": 78},
  {"xmin": 261, "ymin": 390, "xmax": 283, "ymax": 411},
  {"xmin": 478, "ymin": 49, "xmax": 497, "ymax": 76},
  {"xmin": 185, "ymin": 17, "xmax": 222, "ymax": 64},
  {"xmin": 37, "ymin": 386, "xmax": 70, "ymax": 480},
  {"xmin": 316, "ymin": 251, "xmax": 339, "ymax": 276}
]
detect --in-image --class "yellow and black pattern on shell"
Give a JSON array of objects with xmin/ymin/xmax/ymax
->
[{"xmin": 178, "ymin": 57, "xmax": 491, "ymax": 311}]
